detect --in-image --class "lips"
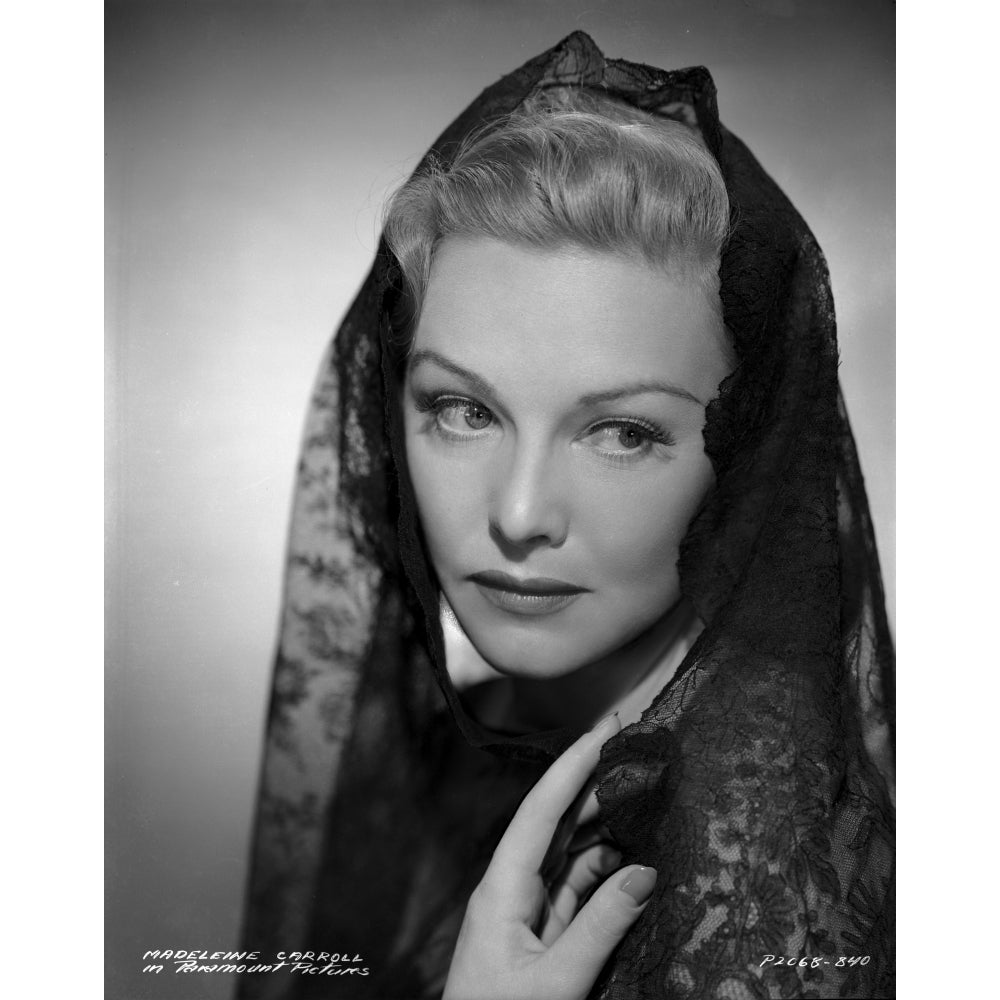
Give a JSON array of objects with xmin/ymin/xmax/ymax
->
[
  {"xmin": 468, "ymin": 570, "xmax": 587, "ymax": 596},
  {"xmin": 468, "ymin": 571, "xmax": 588, "ymax": 617}
]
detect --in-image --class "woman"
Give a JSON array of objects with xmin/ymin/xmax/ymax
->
[{"xmin": 239, "ymin": 32, "xmax": 894, "ymax": 1000}]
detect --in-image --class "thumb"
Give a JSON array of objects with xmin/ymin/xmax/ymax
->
[{"xmin": 545, "ymin": 866, "xmax": 656, "ymax": 982}]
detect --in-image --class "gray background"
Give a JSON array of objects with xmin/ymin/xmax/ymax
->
[{"xmin": 105, "ymin": 2, "xmax": 893, "ymax": 997}]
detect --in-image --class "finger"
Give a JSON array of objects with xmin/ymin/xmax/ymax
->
[
  {"xmin": 554, "ymin": 843, "xmax": 623, "ymax": 911},
  {"xmin": 539, "ymin": 783, "xmax": 594, "ymax": 886},
  {"xmin": 538, "ymin": 786, "xmax": 604, "ymax": 882},
  {"xmin": 541, "ymin": 844, "xmax": 611, "ymax": 945},
  {"xmin": 576, "ymin": 786, "xmax": 601, "ymax": 827},
  {"xmin": 565, "ymin": 819, "xmax": 613, "ymax": 854},
  {"xmin": 546, "ymin": 865, "xmax": 657, "ymax": 980},
  {"xmin": 541, "ymin": 843, "xmax": 622, "ymax": 946},
  {"xmin": 485, "ymin": 714, "xmax": 621, "ymax": 903}
]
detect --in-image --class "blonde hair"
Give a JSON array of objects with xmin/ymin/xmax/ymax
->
[{"xmin": 383, "ymin": 90, "xmax": 730, "ymax": 339}]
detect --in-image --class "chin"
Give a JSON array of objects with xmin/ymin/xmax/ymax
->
[
  {"xmin": 458, "ymin": 616, "xmax": 631, "ymax": 681},
  {"xmin": 473, "ymin": 640, "xmax": 593, "ymax": 680}
]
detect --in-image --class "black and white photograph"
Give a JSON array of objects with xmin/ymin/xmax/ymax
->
[{"xmin": 105, "ymin": 2, "xmax": 895, "ymax": 998}]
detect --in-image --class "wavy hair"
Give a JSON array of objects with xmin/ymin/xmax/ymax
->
[{"xmin": 382, "ymin": 90, "xmax": 731, "ymax": 348}]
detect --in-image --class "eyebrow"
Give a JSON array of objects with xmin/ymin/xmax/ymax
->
[
  {"xmin": 408, "ymin": 349, "xmax": 499, "ymax": 402},
  {"xmin": 407, "ymin": 348, "xmax": 705, "ymax": 408},
  {"xmin": 577, "ymin": 382, "xmax": 704, "ymax": 408}
]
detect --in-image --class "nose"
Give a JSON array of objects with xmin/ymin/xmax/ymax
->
[{"xmin": 489, "ymin": 440, "xmax": 569, "ymax": 552}]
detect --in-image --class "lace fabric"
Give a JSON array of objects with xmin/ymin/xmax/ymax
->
[{"xmin": 239, "ymin": 32, "xmax": 894, "ymax": 1000}]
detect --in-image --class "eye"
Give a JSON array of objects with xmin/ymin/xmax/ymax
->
[
  {"xmin": 411, "ymin": 391, "xmax": 497, "ymax": 441},
  {"xmin": 596, "ymin": 424, "xmax": 648, "ymax": 451},
  {"xmin": 582, "ymin": 419, "xmax": 675, "ymax": 460},
  {"xmin": 438, "ymin": 398, "xmax": 493, "ymax": 432}
]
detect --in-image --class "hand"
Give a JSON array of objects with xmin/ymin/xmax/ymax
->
[{"xmin": 443, "ymin": 714, "xmax": 657, "ymax": 1000}]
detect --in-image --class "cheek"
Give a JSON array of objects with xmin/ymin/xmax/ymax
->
[
  {"xmin": 582, "ymin": 457, "xmax": 714, "ymax": 591},
  {"xmin": 404, "ymin": 432, "xmax": 480, "ymax": 567}
]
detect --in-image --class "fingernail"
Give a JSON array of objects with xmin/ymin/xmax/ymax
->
[
  {"xmin": 591, "ymin": 711, "xmax": 619, "ymax": 735},
  {"xmin": 619, "ymin": 866, "xmax": 657, "ymax": 904}
]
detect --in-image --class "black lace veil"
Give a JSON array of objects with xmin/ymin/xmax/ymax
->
[{"xmin": 239, "ymin": 32, "xmax": 894, "ymax": 1000}]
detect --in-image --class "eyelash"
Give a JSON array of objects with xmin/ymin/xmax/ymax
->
[
  {"xmin": 412, "ymin": 392, "xmax": 496, "ymax": 442},
  {"xmin": 590, "ymin": 417, "xmax": 677, "ymax": 465},
  {"xmin": 410, "ymin": 390, "xmax": 677, "ymax": 464}
]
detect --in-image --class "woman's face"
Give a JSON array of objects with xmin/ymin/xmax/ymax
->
[{"xmin": 403, "ymin": 237, "xmax": 733, "ymax": 680}]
